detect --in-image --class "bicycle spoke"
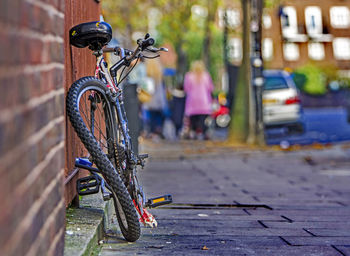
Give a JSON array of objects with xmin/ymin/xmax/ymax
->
[{"xmin": 78, "ymin": 90, "xmax": 110, "ymax": 151}]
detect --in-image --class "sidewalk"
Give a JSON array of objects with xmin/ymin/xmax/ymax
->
[{"xmin": 98, "ymin": 140, "xmax": 350, "ymax": 255}]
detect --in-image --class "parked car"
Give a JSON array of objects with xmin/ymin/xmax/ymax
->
[{"xmin": 263, "ymin": 70, "xmax": 303, "ymax": 133}]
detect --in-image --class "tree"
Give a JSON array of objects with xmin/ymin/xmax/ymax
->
[
  {"xmin": 202, "ymin": 0, "xmax": 220, "ymax": 69},
  {"xmin": 229, "ymin": 0, "xmax": 251, "ymax": 143},
  {"xmin": 102, "ymin": 0, "xmax": 151, "ymax": 46},
  {"xmin": 155, "ymin": 0, "xmax": 198, "ymax": 84}
]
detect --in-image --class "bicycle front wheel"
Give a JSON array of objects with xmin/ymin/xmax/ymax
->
[{"xmin": 66, "ymin": 76, "xmax": 141, "ymax": 242}]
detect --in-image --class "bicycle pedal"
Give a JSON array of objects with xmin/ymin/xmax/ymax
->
[
  {"xmin": 138, "ymin": 154, "xmax": 149, "ymax": 160},
  {"xmin": 76, "ymin": 175, "xmax": 100, "ymax": 195},
  {"xmin": 137, "ymin": 154, "xmax": 149, "ymax": 166},
  {"xmin": 75, "ymin": 157, "xmax": 92, "ymax": 167},
  {"xmin": 75, "ymin": 158, "xmax": 100, "ymax": 173},
  {"xmin": 146, "ymin": 195, "xmax": 172, "ymax": 208}
]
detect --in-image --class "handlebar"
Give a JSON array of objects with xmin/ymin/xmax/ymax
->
[
  {"xmin": 104, "ymin": 33, "xmax": 168, "ymax": 77},
  {"xmin": 102, "ymin": 47, "xmax": 115, "ymax": 53},
  {"xmin": 102, "ymin": 34, "xmax": 167, "ymax": 61},
  {"xmin": 138, "ymin": 37, "xmax": 155, "ymax": 50}
]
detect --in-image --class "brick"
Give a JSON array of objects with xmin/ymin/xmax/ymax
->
[
  {"xmin": 42, "ymin": 0, "xmax": 60, "ymax": 9},
  {"xmin": 0, "ymin": 77, "xmax": 20, "ymax": 109},
  {"xmin": 31, "ymin": 203, "xmax": 65, "ymax": 256},
  {"xmin": 0, "ymin": 68, "xmax": 64, "ymax": 112},
  {"xmin": 0, "ymin": 32, "xmax": 21, "ymax": 66},
  {"xmin": 0, "ymin": 92, "xmax": 64, "ymax": 156},
  {"xmin": 18, "ymin": 119, "xmax": 63, "ymax": 171},
  {"xmin": 48, "ymin": 41, "xmax": 64, "ymax": 63},
  {"xmin": 52, "ymin": 15, "xmax": 64, "ymax": 36},
  {"xmin": 4, "ymin": 176, "xmax": 64, "ymax": 256},
  {"xmin": 58, "ymin": 0, "xmax": 65, "ymax": 13},
  {"xmin": 49, "ymin": 228, "xmax": 65, "ymax": 256},
  {"xmin": 0, "ymin": 146, "xmax": 64, "ymax": 248}
]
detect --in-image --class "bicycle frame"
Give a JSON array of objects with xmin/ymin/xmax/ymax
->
[{"xmin": 94, "ymin": 53, "xmax": 136, "ymax": 162}]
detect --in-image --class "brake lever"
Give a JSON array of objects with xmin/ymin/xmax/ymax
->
[
  {"xmin": 145, "ymin": 47, "xmax": 169, "ymax": 53},
  {"xmin": 145, "ymin": 47, "xmax": 158, "ymax": 53}
]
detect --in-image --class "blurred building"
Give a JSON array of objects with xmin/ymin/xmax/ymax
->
[{"xmin": 219, "ymin": 0, "xmax": 350, "ymax": 77}]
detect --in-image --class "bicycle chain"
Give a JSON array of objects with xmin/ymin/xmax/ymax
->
[{"xmin": 113, "ymin": 142, "xmax": 127, "ymax": 182}]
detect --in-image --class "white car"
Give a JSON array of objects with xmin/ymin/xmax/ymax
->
[{"xmin": 263, "ymin": 70, "xmax": 303, "ymax": 133}]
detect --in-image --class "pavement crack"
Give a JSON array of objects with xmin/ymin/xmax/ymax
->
[
  {"xmin": 335, "ymin": 201, "xmax": 347, "ymax": 206},
  {"xmin": 161, "ymin": 203, "xmax": 273, "ymax": 210},
  {"xmin": 241, "ymin": 189, "xmax": 249, "ymax": 194},
  {"xmin": 281, "ymin": 215, "xmax": 293, "ymax": 223},
  {"xmin": 279, "ymin": 236, "xmax": 292, "ymax": 246},
  {"xmin": 331, "ymin": 245, "xmax": 347, "ymax": 256},
  {"xmin": 243, "ymin": 209, "xmax": 251, "ymax": 215},
  {"xmin": 258, "ymin": 220, "xmax": 268, "ymax": 228},
  {"xmin": 252, "ymin": 196, "xmax": 260, "ymax": 202},
  {"xmin": 303, "ymin": 228, "xmax": 316, "ymax": 237}
]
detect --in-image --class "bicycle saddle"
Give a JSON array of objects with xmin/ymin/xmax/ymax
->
[{"xmin": 69, "ymin": 21, "xmax": 112, "ymax": 50}]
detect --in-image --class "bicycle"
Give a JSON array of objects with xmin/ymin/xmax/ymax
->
[{"xmin": 66, "ymin": 21, "xmax": 172, "ymax": 242}]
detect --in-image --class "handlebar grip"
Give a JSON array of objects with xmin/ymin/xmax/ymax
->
[
  {"xmin": 141, "ymin": 37, "xmax": 155, "ymax": 49},
  {"xmin": 102, "ymin": 47, "xmax": 115, "ymax": 53}
]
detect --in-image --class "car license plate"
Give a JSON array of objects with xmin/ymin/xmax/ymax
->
[{"xmin": 263, "ymin": 99, "xmax": 277, "ymax": 105}]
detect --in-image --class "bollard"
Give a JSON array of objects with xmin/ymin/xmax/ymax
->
[{"xmin": 122, "ymin": 82, "xmax": 140, "ymax": 155}]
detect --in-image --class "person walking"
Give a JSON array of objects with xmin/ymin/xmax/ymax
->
[
  {"xmin": 170, "ymin": 84, "xmax": 186, "ymax": 138},
  {"xmin": 184, "ymin": 60, "xmax": 214, "ymax": 140},
  {"xmin": 142, "ymin": 58, "xmax": 168, "ymax": 139}
]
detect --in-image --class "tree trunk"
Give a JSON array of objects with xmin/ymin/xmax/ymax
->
[
  {"xmin": 203, "ymin": 0, "xmax": 218, "ymax": 70},
  {"xmin": 176, "ymin": 42, "xmax": 187, "ymax": 86},
  {"xmin": 229, "ymin": 0, "xmax": 251, "ymax": 142}
]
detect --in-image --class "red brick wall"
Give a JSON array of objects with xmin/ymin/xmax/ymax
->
[
  {"xmin": 0, "ymin": 0, "xmax": 101, "ymax": 255},
  {"xmin": 0, "ymin": 0, "xmax": 66, "ymax": 255}
]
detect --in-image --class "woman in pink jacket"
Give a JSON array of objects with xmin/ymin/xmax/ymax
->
[{"xmin": 184, "ymin": 60, "xmax": 214, "ymax": 139}]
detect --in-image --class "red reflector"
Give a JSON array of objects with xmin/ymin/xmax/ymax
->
[{"xmin": 285, "ymin": 96, "xmax": 300, "ymax": 105}]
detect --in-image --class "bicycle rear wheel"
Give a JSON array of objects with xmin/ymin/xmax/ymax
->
[{"xmin": 66, "ymin": 76, "xmax": 141, "ymax": 242}]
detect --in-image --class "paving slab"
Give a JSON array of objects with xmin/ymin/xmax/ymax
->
[
  {"xmin": 281, "ymin": 236, "xmax": 350, "ymax": 246},
  {"xmin": 335, "ymin": 245, "xmax": 350, "ymax": 255},
  {"xmin": 261, "ymin": 221, "xmax": 350, "ymax": 229}
]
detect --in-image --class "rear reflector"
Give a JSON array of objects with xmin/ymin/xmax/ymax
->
[{"xmin": 285, "ymin": 96, "xmax": 300, "ymax": 105}]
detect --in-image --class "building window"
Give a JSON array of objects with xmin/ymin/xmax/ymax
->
[
  {"xmin": 191, "ymin": 5, "xmax": 208, "ymax": 18},
  {"xmin": 263, "ymin": 14, "xmax": 272, "ymax": 29},
  {"xmin": 330, "ymin": 7, "xmax": 350, "ymax": 28},
  {"xmin": 280, "ymin": 6, "xmax": 298, "ymax": 36},
  {"xmin": 228, "ymin": 38, "xmax": 242, "ymax": 61},
  {"xmin": 308, "ymin": 42, "xmax": 325, "ymax": 60},
  {"xmin": 262, "ymin": 38, "xmax": 273, "ymax": 60},
  {"xmin": 218, "ymin": 8, "xmax": 240, "ymax": 28},
  {"xmin": 305, "ymin": 6, "xmax": 323, "ymax": 36},
  {"xmin": 333, "ymin": 38, "xmax": 350, "ymax": 60},
  {"xmin": 283, "ymin": 43, "xmax": 299, "ymax": 61}
]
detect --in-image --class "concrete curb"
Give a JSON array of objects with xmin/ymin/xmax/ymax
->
[{"xmin": 64, "ymin": 194, "xmax": 111, "ymax": 256}]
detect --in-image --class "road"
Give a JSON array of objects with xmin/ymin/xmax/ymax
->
[
  {"xmin": 266, "ymin": 107, "xmax": 350, "ymax": 146},
  {"xmin": 99, "ymin": 140, "xmax": 350, "ymax": 255}
]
